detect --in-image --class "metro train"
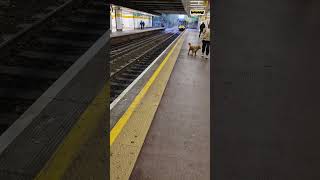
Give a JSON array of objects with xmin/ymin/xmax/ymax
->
[
  {"xmin": 178, "ymin": 18, "xmax": 187, "ymax": 31},
  {"xmin": 178, "ymin": 25, "xmax": 186, "ymax": 31}
]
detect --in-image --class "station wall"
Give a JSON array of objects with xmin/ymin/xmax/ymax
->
[
  {"xmin": 110, "ymin": 5, "xmax": 155, "ymax": 32},
  {"xmin": 110, "ymin": 6, "xmax": 116, "ymax": 32}
]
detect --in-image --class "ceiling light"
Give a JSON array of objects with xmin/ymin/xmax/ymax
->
[
  {"xmin": 190, "ymin": 5, "xmax": 205, "ymax": 7},
  {"xmin": 190, "ymin": 3, "xmax": 205, "ymax": 5}
]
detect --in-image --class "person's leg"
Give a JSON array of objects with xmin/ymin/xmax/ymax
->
[
  {"xmin": 202, "ymin": 40, "xmax": 205, "ymax": 56},
  {"xmin": 206, "ymin": 41, "xmax": 210, "ymax": 56},
  {"xmin": 204, "ymin": 41, "xmax": 210, "ymax": 59}
]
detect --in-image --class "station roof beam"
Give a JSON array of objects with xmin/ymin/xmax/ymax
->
[{"xmin": 110, "ymin": 0, "xmax": 186, "ymax": 15}]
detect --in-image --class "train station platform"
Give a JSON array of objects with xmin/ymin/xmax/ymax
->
[
  {"xmin": 110, "ymin": 29, "xmax": 210, "ymax": 180},
  {"xmin": 111, "ymin": 27, "xmax": 165, "ymax": 38}
]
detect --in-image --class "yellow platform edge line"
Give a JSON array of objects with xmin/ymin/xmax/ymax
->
[
  {"xmin": 110, "ymin": 32, "xmax": 184, "ymax": 145},
  {"xmin": 34, "ymin": 85, "xmax": 107, "ymax": 180}
]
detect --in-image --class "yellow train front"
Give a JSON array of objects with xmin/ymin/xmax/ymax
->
[{"xmin": 178, "ymin": 25, "xmax": 185, "ymax": 31}]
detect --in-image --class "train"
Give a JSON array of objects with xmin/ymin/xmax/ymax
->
[{"xmin": 178, "ymin": 25, "xmax": 185, "ymax": 31}]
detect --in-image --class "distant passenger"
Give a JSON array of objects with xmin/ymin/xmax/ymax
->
[
  {"xmin": 142, "ymin": 21, "xmax": 145, "ymax": 29},
  {"xmin": 201, "ymin": 27, "xmax": 210, "ymax": 59},
  {"xmin": 140, "ymin": 20, "xmax": 143, "ymax": 29},
  {"xmin": 199, "ymin": 22, "xmax": 205, "ymax": 38}
]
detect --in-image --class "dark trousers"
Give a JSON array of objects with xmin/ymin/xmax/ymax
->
[
  {"xmin": 202, "ymin": 40, "xmax": 210, "ymax": 55},
  {"xmin": 199, "ymin": 30, "xmax": 203, "ymax": 37}
]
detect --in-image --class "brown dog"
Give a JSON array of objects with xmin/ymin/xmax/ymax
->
[{"xmin": 188, "ymin": 43, "xmax": 201, "ymax": 56}]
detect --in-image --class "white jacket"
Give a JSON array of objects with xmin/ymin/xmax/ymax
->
[{"xmin": 202, "ymin": 29, "xmax": 210, "ymax": 41}]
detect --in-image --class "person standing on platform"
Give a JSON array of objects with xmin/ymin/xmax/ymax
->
[
  {"xmin": 142, "ymin": 21, "xmax": 145, "ymax": 29},
  {"xmin": 201, "ymin": 27, "xmax": 210, "ymax": 59},
  {"xmin": 140, "ymin": 20, "xmax": 143, "ymax": 29},
  {"xmin": 199, "ymin": 22, "xmax": 205, "ymax": 38}
]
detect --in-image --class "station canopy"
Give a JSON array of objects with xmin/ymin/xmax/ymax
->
[{"xmin": 110, "ymin": 0, "xmax": 187, "ymax": 15}]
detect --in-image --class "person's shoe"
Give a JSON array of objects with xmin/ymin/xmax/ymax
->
[
  {"xmin": 205, "ymin": 55, "xmax": 209, "ymax": 59},
  {"xmin": 201, "ymin": 53, "xmax": 204, "ymax": 57}
]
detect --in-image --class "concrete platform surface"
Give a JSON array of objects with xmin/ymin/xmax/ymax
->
[
  {"xmin": 111, "ymin": 28, "xmax": 165, "ymax": 38},
  {"xmin": 129, "ymin": 29, "xmax": 210, "ymax": 180}
]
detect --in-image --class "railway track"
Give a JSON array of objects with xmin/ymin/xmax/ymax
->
[
  {"xmin": 110, "ymin": 32, "xmax": 166, "ymax": 59},
  {"xmin": 110, "ymin": 32, "xmax": 160, "ymax": 52},
  {"xmin": 110, "ymin": 32, "xmax": 180, "ymax": 103},
  {"xmin": 110, "ymin": 32, "xmax": 174, "ymax": 72},
  {"xmin": 0, "ymin": 0, "xmax": 107, "ymax": 135},
  {"xmin": 0, "ymin": 0, "xmax": 70, "ymax": 42}
]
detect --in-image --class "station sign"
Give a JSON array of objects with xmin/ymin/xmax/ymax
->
[{"xmin": 190, "ymin": 9, "xmax": 205, "ymax": 16}]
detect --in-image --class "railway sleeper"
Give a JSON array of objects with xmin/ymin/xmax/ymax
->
[
  {"xmin": 42, "ymin": 31, "xmax": 98, "ymax": 41},
  {"xmin": 37, "ymin": 37, "xmax": 92, "ymax": 49},
  {"xmin": 129, "ymin": 67, "xmax": 145, "ymax": 72},
  {"xmin": 63, "ymin": 18, "xmax": 106, "ymax": 29},
  {"xmin": 113, "ymin": 77, "xmax": 132, "ymax": 84},
  {"xmin": 0, "ymin": 65, "xmax": 61, "ymax": 80},
  {"xmin": 74, "ymin": 11, "xmax": 106, "ymax": 20},
  {"xmin": 110, "ymin": 84, "xmax": 128, "ymax": 90},
  {"xmin": 119, "ymin": 73, "xmax": 138, "ymax": 79},
  {"xmin": 89, "ymin": 1, "xmax": 106, "ymax": 8},
  {"xmin": 50, "ymin": 26, "xmax": 104, "ymax": 36},
  {"xmin": 17, "ymin": 50, "xmax": 77, "ymax": 63},
  {"xmin": 0, "ymin": 114, "xmax": 19, "ymax": 126},
  {"xmin": 111, "ymin": 89, "xmax": 124, "ymax": 97},
  {"xmin": 0, "ymin": 88, "xmax": 43, "ymax": 100},
  {"xmin": 126, "ymin": 69, "xmax": 142, "ymax": 75},
  {"xmin": 77, "ymin": 8, "xmax": 106, "ymax": 16},
  {"xmin": 7, "ymin": 57, "xmax": 72, "ymax": 70},
  {"xmin": 21, "ymin": 44, "xmax": 86, "ymax": 56}
]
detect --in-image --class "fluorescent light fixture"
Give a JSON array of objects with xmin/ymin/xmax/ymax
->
[
  {"xmin": 189, "ymin": 4, "xmax": 204, "ymax": 6},
  {"xmin": 190, "ymin": 5, "xmax": 205, "ymax": 7},
  {"xmin": 190, "ymin": 3, "xmax": 205, "ymax": 5}
]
